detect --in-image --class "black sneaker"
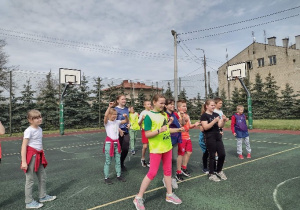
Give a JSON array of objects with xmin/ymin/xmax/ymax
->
[
  {"xmin": 175, "ymin": 173, "xmax": 184, "ymax": 182},
  {"xmin": 105, "ymin": 178, "xmax": 113, "ymax": 185},
  {"xmin": 141, "ymin": 159, "xmax": 147, "ymax": 167},
  {"xmin": 181, "ymin": 168, "xmax": 191, "ymax": 177},
  {"xmin": 202, "ymin": 168, "xmax": 209, "ymax": 174},
  {"xmin": 117, "ymin": 176, "xmax": 126, "ymax": 182},
  {"xmin": 121, "ymin": 165, "xmax": 127, "ymax": 172}
]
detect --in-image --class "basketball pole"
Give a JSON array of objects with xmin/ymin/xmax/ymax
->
[
  {"xmin": 237, "ymin": 78, "xmax": 253, "ymax": 129},
  {"xmin": 59, "ymin": 83, "xmax": 70, "ymax": 135}
]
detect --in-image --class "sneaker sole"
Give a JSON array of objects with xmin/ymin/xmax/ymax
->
[
  {"xmin": 133, "ymin": 200, "xmax": 145, "ymax": 210},
  {"xmin": 181, "ymin": 172, "xmax": 191, "ymax": 177},
  {"xmin": 39, "ymin": 196, "xmax": 56, "ymax": 203},
  {"xmin": 166, "ymin": 198, "xmax": 182, "ymax": 205},
  {"xmin": 26, "ymin": 204, "xmax": 44, "ymax": 209}
]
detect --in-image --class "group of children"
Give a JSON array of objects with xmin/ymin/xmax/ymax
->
[{"xmin": 0, "ymin": 93, "xmax": 251, "ymax": 209}]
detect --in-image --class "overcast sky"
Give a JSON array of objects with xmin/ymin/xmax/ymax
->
[{"xmin": 0, "ymin": 0, "xmax": 299, "ymax": 89}]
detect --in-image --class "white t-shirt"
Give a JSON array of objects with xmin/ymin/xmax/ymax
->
[
  {"xmin": 24, "ymin": 126, "xmax": 43, "ymax": 151},
  {"xmin": 105, "ymin": 120, "xmax": 122, "ymax": 141},
  {"xmin": 214, "ymin": 109, "xmax": 224, "ymax": 119},
  {"xmin": 138, "ymin": 110, "xmax": 150, "ymax": 124}
]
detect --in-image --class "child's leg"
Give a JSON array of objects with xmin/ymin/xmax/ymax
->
[
  {"xmin": 162, "ymin": 149, "xmax": 173, "ymax": 194},
  {"xmin": 177, "ymin": 140, "xmax": 186, "ymax": 172},
  {"xmin": 244, "ymin": 136, "xmax": 251, "ymax": 154},
  {"xmin": 182, "ymin": 140, "xmax": 193, "ymax": 168},
  {"xmin": 137, "ymin": 153, "xmax": 162, "ymax": 197},
  {"xmin": 176, "ymin": 155, "xmax": 183, "ymax": 172},
  {"xmin": 236, "ymin": 137, "xmax": 243, "ymax": 155},
  {"xmin": 114, "ymin": 144, "xmax": 121, "ymax": 177},
  {"xmin": 104, "ymin": 143, "xmax": 112, "ymax": 178},
  {"xmin": 37, "ymin": 161, "xmax": 47, "ymax": 199},
  {"xmin": 202, "ymin": 150, "xmax": 209, "ymax": 169},
  {"xmin": 25, "ymin": 156, "xmax": 36, "ymax": 203},
  {"xmin": 215, "ymin": 136, "xmax": 226, "ymax": 172},
  {"xmin": 129, "ymin": 129, "xmax": 135, "ymax": 151},
  {"xmin": 120, "ymin": 134, "xmax": 130, "ymax": 167},
  {"xmin": 205, "ymin": 134, "xmax": 217, "ymax": 175},
  {"xmin": 141, "ymin": 144, "xmax": 148, "ymax": 160}
]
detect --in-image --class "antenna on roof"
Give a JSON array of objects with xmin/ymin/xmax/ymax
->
[
  {"xmin": 252, "ymin": 31, "xmax": 256, "ymax": 43},
  {"xmin": 226, "ymin": 48, "xmax": 228, "ymax": 62},
  {"xmin": 264, "ymin": 30, "xmax": 266, "ymax": 50}
]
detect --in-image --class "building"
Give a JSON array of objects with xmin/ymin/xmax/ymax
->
[
  {"xmin": 102, "ymin": 80, "xmax": 163, "ymax": 100},
  {"xmin": 218, "ymin": 35, "xmax": 300, "ymax": 99}
]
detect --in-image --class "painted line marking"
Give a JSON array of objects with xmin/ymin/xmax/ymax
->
[
  {"xmin": 69, "ymin": 187, "xmax": 89, "ymax": 199},
  {"xmin": 273, "ymin": 176, "xmax": 300, "ymax": 210},
  {"xmin": 87, "ymin": 146, "xmax": 300, "ymax": 210}
]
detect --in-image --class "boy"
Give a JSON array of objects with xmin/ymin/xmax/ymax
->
[
  {"xmin": 0, "ymin": 121, "xmax": 5, "ymax": 163},
  {"xmin": 231, "ymin": 105, "xmax": 251, "ymax": 159},
  {"xmin": 175, "ymin": 100, "xmax": 200, "ymax": 181},
  {"xmin": 138, "ymin": 100, "xmax": 151, "ymax": 167},
  {"xmin": 129, "ymin": 106, "xmax": 140, "ymax": 155},
  {"xmin": 21, "ymin": 110, "xmax": 56, "ymax": 209}
]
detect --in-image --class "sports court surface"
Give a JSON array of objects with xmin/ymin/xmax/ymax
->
[{"xmin": 0, "ymin": 129, "xmax": 299, "ymax": 210}]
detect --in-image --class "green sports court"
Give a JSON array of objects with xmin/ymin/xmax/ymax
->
[{"xmin": 0, "ymin": 129, "xmax": 299, "ymax": 210}]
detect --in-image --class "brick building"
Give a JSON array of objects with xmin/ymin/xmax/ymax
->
[{"xmin": 218, "ymin": 35, "xmax": 300, "ymax": 99}]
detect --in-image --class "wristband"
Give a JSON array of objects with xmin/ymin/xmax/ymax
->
[{"xmin": 157, "ymin": 129, "xmax": 159, "ymax": 134}]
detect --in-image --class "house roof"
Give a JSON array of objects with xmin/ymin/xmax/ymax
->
[{"xmin": 102, "ymin": 80, "xmax": 163, "ymax": 91}]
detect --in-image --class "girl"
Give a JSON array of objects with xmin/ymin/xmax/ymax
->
[
  {"xmin": 200, "ymin": 99, "xmax": 227, "ymax": 182},
  {"xmin": 103, "ymin": 102, "xmax": 128, "ymax": 184},
  {"xmin": 129, "ymin": 106, "xmax": 140, "ymax": 155},
  {"xmin": 114, "ymin": 95, "xmax": 130, "ymax": 171},
  {"xmin": 133, "ymin": 94, "xmax": 184, "ymax": 210}
]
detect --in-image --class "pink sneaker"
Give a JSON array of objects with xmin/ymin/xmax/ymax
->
[
  {"xmin": 133, "ymin": 196, "xmax": 145, "ymax": 210},
  {"xmin": 238, "ymin": 154, "xmax": 244, "ymax": 159},
  {"xmin": 247, "ymin": 153, "xmax": 251, "ymax": 159},
  {"xmin": 166, "ymin": 193, "xmax": 182, "ymax": 204}
]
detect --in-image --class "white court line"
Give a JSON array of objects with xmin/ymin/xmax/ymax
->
[
  {"xmin": 273, "ymin": 176, "xmax": 300, "ymax": 210},
  {"xmin": 68, "ymin": 186, "xmax": 89, "ymax": 199}
]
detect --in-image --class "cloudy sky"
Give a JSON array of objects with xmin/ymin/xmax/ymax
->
[{"xmin": 0, "ymin": 0, "xmax": 299, "ymax": 93}]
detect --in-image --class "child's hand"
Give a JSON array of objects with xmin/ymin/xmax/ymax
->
[
  {"xmin": 119, "ymin": 130, "xmax": 124, "ymax": 137},
  {"xmin": 233, "ymin": 133, "xmax": 237, "ymax": 136},
  {"xmin": 21, "ymin": 162, "xmax": 28, "ymax": 170},
  {"xmin": 222, "ymin": 115, "xmax": 228, "ymax": 121},
  {"xmin": 169, "ymin": 117, "xmax": 174, "ymax": 123},
  {"xmin": 194, "ymin": 121, "xmax": 200, "ymax": 127},
  {"xmin": 178, "ymin": 127, "xmax": 185, "ymax": 132},
  {"xmin": 214, "ymin": 116, "xmax": 220, "ymax": 122},
  {"xmin": 108, "ymin": 102, "xmax": 114, "ymax": 108},
  {"xmin": 126, "ymin": 124, "xmax": 130, "ymax": 129},
  {"xmin": 220, "ymin": 131, "xmax": 224, "ymax": 135},
  {"xmin": 160, "ymin": 126, "xmax": 167, "ymax": 132},
  {"xmin": 123, "ymin": 113, "xmax": 127, "ymax": 118}
]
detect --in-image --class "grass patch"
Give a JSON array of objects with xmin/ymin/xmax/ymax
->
[{"xmin": 192, "ymin": 119, "xmax": 300, "ymax": 130}]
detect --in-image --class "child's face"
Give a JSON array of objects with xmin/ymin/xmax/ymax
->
[
  {"xmin": 129, "ymin": 107, "xmax": 135, "ymax": 113},
  {"xmin": 165, "ymin": 102, "xmax": 175, "ymax": 112},
  {"xmin": 206, "ymin": 102, "xmax": 216, "ymax": 112},
  {"xmin": 216, "ymin": 101, "xmax": 223, "ymax": 109},
  {"xmin": 144, "ymin": 102, "xmax": 151, "ymax": 110},
  {"xmin": 238, "ymin": 108, "xmax": 244, "ymax": 114},
  {"xmin": 109, "ymin": 112, "xmax": 117, "ymax": 121},
  {"xmin": 117, "ymin": 96, "xmax": 126, "ymax": 106},
  {"xmin": 153, "ymin": 98, "xmax": 165, "ymax": 112},
  {"xmin": 29, "ymin": 116, "xmax": 43, "ymax": 126},
  {"xmin": 178, "ymin": 103, "xmax": 187, "ymax": 113}
]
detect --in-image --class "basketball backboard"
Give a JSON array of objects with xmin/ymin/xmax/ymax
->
[
  {"xmin": 227, "ymin": 63, "xmax": 246, "ymax": 81},
  {"xmin": 59, "ymin": 68, "xmax": 81, "ymax": 85}
]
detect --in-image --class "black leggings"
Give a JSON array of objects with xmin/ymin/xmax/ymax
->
[
  {"xmin": 202, "ymin": 149, "xmax": 216, "ymax": 171},
  {"xmin": 119, "ymin": 133, "xmax": 130, "ymax": 167},
  {"xmin": 204, "ymin": 132, "xmax": 226, "ymax": 174}
]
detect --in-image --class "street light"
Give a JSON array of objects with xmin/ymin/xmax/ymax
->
[{"xmin": 196, "ymin": 48, "xmax": 207, "ymax": 98}]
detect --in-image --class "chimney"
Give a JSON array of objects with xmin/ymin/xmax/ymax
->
[
  {"xmin": 123, "ymin": 80, "xmax": 128, "ymax": 84},
  {"xmin": 296, "ymin": 35, "xmax": 300, "ymax": 50},
  {"xmin": 282, "ymin": 38, "xmax": 289, "ymax": 48},
  {"xmin": 267, "ymin": 36, "xmax": 276, "ymax": 46}
]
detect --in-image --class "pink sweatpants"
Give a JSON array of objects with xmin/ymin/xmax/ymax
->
[{"xmin": 146, "ymin": 149, "xmax": 172, "ymax": 180}]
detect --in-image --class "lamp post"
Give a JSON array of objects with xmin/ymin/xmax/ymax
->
[
  {"xmin": 171, "ymin": 30, "xmax": 178, "ymax": 108},
  {"xmin": 196, "ymin": 48, "xmax": 207, "ymax": 98}
]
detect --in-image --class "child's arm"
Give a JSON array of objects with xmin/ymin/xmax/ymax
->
[
  {"xmin": 167, "ymin": 117, "xmax": 174, "ymax": 125},
  {"xmin": 138, "ymin": 115, "xmax": 145, "ymax": 127},
  {"xmin": 201, "ymin": 117, "xmax": 220, "ymax": 130},
  {"xmin": 145, "ymin": 126, "xmax": 184, "ymax": 138},
  {"xmin": 119, "ymin": 128, "xmax": 124, "ymax": 137},
  {"xmin": 231, "ymin": 115, "xmax": 237, "ymax": 136},
  {"xmin": 218, "ymin": 115, "xmax": 227, "ymax": 128},
  {"xmin": 170, "ymin": 127, "xmax": 185, "ymax": 133},
  {"xmin": 199, "ymin": 123, "xmax": 204, "ymax": 132},
  {"xmin": 0, "ymin": 121, "xmax": 5, "ymax": 135},
  {"xmin": 104, "ymin": 102, "xmax": 114, "ymax": 125},
  {"xmin": 21, "ymin": 138, "xmax": 29, "ymax": 170},
  {"xmin": 120, "ymin": 114, "xmax": 129, "ymax": 124}
]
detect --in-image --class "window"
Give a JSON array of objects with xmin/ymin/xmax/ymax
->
[
  {"xmin": 246, "ymin": 61, "xmax": 253, "ymax": 70},
  {"xmin": 258, "ymin": 58, "xmax": 264, "ymax": 67},
  {"xmin": 269, "ymin": 55, "xmax": 276, "ymax": 65}
]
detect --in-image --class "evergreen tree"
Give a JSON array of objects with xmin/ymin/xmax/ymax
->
[
  {"xmin": 220, "ymin": 88, "xmax": 230, "ymax": 117},
  {"xmin": 208, "ymin": 86, "xmax": 214, "ymax": 99},
  {"xmin": 251, "ymin": 73, "xmax": 266, "ymax": 119},
  {"xmin": 164, "ymin": 82, "xmax": 173, "ymax": 99},
  {"xmin": 238, "ymin": 78, "xmax": 251, "ymax": 114},
  {"xmin": 37, "ymin": 72, "xmax": 59, "ymax": 130},
  {"xmin": 280, "ymin": 83, "xmax": 296, "ymax": 119},
  {"xmin": 230, "ymin": 87, "xmax": 242, "ymax": 116},
  {"xmin": 136, "ymin": 89, "xmax": 146, "ymax": 113},
  {"xmin": 263, "ymin": 72, "xmax": 280, "ymax": 118},
  {"xmin": 192, "ymin": 92, "xmax": 202, "ymax": 120},
  {"xmin": 91, "ymin": 77, "xmax": 106, "ymax": 128},
  {"xmin": 295, "ymin": 91, "xmax": 300, "ymax": 118}
]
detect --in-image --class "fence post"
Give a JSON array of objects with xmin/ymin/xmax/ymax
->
[{"xmin": 238, "ymin": 78, "xmax": 253, "ymax": 129}]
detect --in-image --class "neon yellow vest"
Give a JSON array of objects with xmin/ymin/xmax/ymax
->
[
  {"xmin": 129, "ymin": 113, "xmax": 140, "ymax": 130},
  {"xmin": 147, "ymin": 111, "xmax": 172, "ymax": 154}
]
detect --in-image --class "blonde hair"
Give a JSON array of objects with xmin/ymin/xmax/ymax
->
[
  {"xmin": 108, "ymin": 108, "xmax": 117, "ymax": 116},
  {"xmin": 27, "ymin": 110, "xmax": 42, "ymax": 120},
  {"xmin": 203, "ymin": 99, "xmax": 215, "ymax": 112},
  {"xmin": 237, "ymin": 105, "xmax": 244, "ymax": 111}
]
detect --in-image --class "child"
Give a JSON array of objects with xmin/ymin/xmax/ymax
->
[
  {"xmin": 200, "ymin": 100, "xmax": 227, "ymax": 182},
  {"xmin": 0, "ymin": 121, "xmax": 5, "ymax": 163},
  {"xmin": 133, "ymin": 94, "xmax": 184, "ymax": 210},
  {"xmin": 21, "ymin": 110, "xmax": 56, "ymax": 209},
  {"xmin": 114, "ymin": 95, "xmax": 130, "ymax": 171},
  {"xmin": 138, "ymin": 100, "xmax": 151, "ymax": 167},
  {"xmin": 103, "ymin": 102, "xmax": 129, "ymax": 184},
  {"xmin": 129, "ymin": 106, "xmax": 140, "ymax": 155},
  {"xmin": 176, "ymin": 100, "xmax": 200, "ymax": 181},
  {"xmin": 231, "ymin": 105, "xmax": 251, "ymax": 159}
]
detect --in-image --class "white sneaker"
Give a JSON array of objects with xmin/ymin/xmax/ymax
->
[
  {"xmin": 209, "ymin": 174, "xmax": 221, "ymax": 182},
  {"xmin": 215, "ymin": 171, "xmax": 227, "ymax": 180}
]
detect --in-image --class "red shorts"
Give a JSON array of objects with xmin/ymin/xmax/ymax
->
[
  {"xmin": 141, "ymin": 129, "xmax": 149, "ymax": 144},
  {"xmin": 178, "ymin": 139, "xmax": 192, "ymax": 156}
]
